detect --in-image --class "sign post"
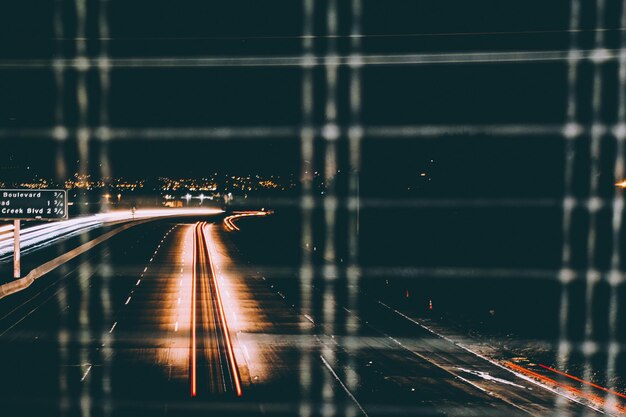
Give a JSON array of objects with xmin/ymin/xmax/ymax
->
[
  {"xmin": 13, "ymin": 220, "xmax": 20, "ymax": 278},
  {"xmin": 1, "ymin": 189, "xmax": 68, "ymax": 279}
]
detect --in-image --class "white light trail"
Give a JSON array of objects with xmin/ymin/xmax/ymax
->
[{"xmin": 0, "ymin": 208, "xmax": 222, "ymax": 259}]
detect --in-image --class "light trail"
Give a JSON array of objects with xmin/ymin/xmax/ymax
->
[
  {"xmin": 203, "ymin": 223, "xmax": 243, "ymax": 397},
  {"xmin": 538, "ymin": 364, "xmax": 626, "ymax": 400},
  {"xmin": 0, "ymin": 208, "xmax": 223, "ymax": 259},
  {"xmin": 505, "ymin": 362, "xmax": 626, "ymax": 414},
  {"xmin": 223, "ymin": 210, "xmax": 269, "ymax": 231},
  {"xmin": 190, "ymin": 222, "xmax": 199, "ymax": 397}
]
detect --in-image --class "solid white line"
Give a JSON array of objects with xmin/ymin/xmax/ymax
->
[
  {"xmin": 376, "ymin": 301, "xmax": 603, "ymax": 413},
  {"xmin": 242, "ymin": 345, "xmax": 251, "ymax": 361},
  {"xmin": 80, "ymin": 365, "xmax": 93, "ymax": 382},
  {"xmin": 320, "ymin": 355, "xmax": 369, "ymax": 417}
]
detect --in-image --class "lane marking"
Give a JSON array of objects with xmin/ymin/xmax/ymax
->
[
  {"xmin": 457, "ymin": 367, "xmax": 526, "ymax": 389},
  {"xmin": 81, "ymin": 365, "xmax": 93, "ymax": 382},
  {"xmin": 259, "ymin": 276, "xmax": 491, "ymax": 413},
  {"xmin": 377, "ymin": 300, "xmax": 605, "ymax": 414},
  {"xmin": 539, "ymin": 364, "xmax": 626, "ymax": 400},
  {"xmin": 109, "ymin": 321, "xmax": 117, "ymax": 333},
  {"xmin": 320, "ymin": 355, "xmax": 369, "ymax": 417},
  {"xmin": 242, "ymin": 344, "xmax": 251, "ymax": 361}
]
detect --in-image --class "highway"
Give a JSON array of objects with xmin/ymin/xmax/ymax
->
[
  {"xmin": 0, "ymin": 208, "xmax": 222, "ymax": 261},
  {"xmin": 0, "ymin": 214, "xmax": 616, "ymax": 417}
]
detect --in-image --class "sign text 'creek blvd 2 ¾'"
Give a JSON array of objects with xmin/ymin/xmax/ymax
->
[{"xmin": 0, "ymin": 189, "xmax": 68, "ymax": 220}]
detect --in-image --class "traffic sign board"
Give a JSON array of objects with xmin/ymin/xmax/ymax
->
[{"xmin": 0, "ymin": 189, "xmax": 68, "ymax": 220}]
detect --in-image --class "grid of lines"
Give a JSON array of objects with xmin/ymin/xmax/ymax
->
[{"xmin": 1, "ymin": 0, "xmax": 626, "ymax": 415}]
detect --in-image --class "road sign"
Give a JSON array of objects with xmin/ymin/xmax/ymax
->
[
  {"xmin": 0, "ymin": 189, "xmax": 68, "ymax": 221},
  {"xmin": 0, "ymin": 189, "xmax": 68, "ymax": 279}
]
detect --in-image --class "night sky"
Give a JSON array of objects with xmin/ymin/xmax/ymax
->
[{"xmin": 0, "ymin": 1, "xmax": 621, "ymax": 201}]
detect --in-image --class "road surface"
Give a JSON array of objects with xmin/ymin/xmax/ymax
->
[{"xmin": 0, "ymin": 216, "xmax": 612, "ymax": 417}]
